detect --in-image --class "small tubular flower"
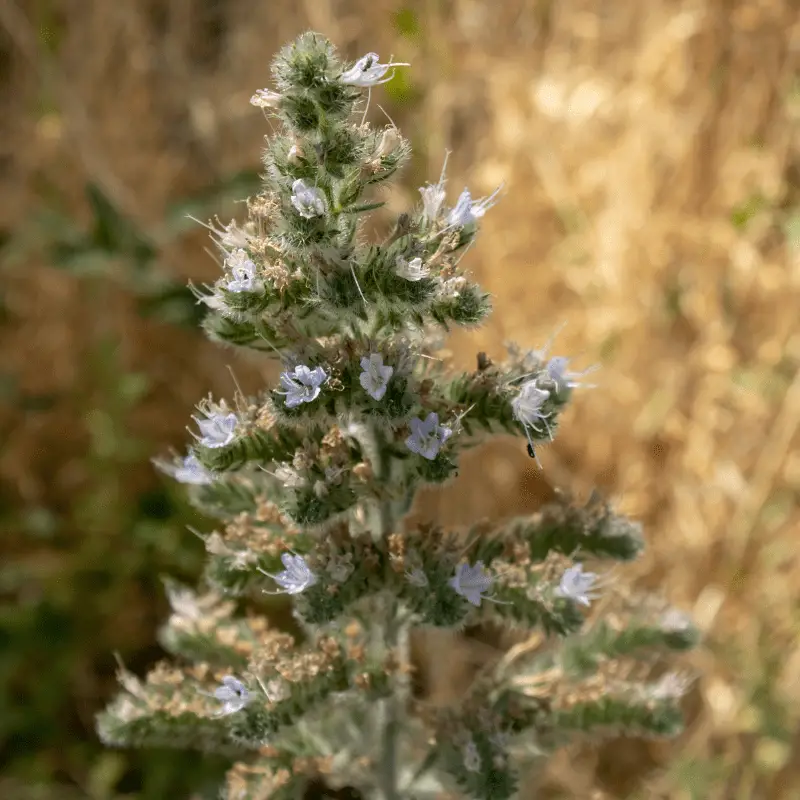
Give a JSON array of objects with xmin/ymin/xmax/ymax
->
[
  {"xmin": 462, "ymin": 739, "xmax": 482, "ymax": 773},
  {"xmin": 154, "ymin": 452, "xmax": 215, "ymax": 485},
  {"xmin": 648, "ymin": 672, "xmax": 692, "ymax": 701},
  {"xmin": 259, "ymin": 553, "xmax": 317, "ymax": 595},
  {"xmin": 250, "ymin": 88, "xmax": 283, "ymax": 108},
  {"xmin": 546, "ymin": 356, "xmax": 599, "ymax": 393},
  {"xmin": 554, "ymin": 563, "xmax": 600, "ymax": 607},
  {"xmin": 419, "ymin": 151, "xmax": 449, "ymax": 223},
  {"xmin": 340, "ymin": 52, "xmax": 410, "ymax": 87},
  {"xmin": 395, "ymin": 255, "xmax": 430, "ymax": 282},
  {"xmin": 213, "ymin": 676, "xmax": 250, "ymax": 716},
  {"xmin": 224, "ymin": 249, "xmax": 260, "ymax": 293},
  {"xmin": 290, "ymin": 179, "xmax": 327, "ymax": 218},
  {"xmin": 446, "ymin": 185, "xmax": 502, "ymax": 228},
  {"xmin": 191, "ymin": 410, "xmax": 238, "ymax": 449},
  {"xmin": 449, "ymin": 561, "xmax": 495, "ymax": 607},
  {"xmin": 405, "ymin": 412, "xmax": 452, "ymax": 460},
  {"xmin": 276, "ymin": 365, "xmax": 328, "ymax": 408},
  {"xmin": 511, "ymin": 380, "xmax": 553, "ymax": 460},
  {"xmin": 359, "ymin": 353, "xmax": 394, "ymax": 401},
  {"xmin": 376, "ymin": 127, "xmax": 401, "ymax": 158}
]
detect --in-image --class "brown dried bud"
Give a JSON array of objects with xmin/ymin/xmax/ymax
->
[
  {"xmin": 344, "ymin": 621, "xmax": 363, "ymax": 639},
  {"xmin": 352, "ymin": 461, "xmax": 373, "ymax": 482},
  {"xmin": 354, "ymin": 673, "xmax": 372, "ymax": 690}
]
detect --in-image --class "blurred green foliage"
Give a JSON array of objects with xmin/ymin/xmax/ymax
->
[{"xmin": 0, "ymin": 173, "xmax": 262, "ymax": 798}]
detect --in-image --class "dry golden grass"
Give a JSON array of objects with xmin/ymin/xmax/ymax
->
[{"xmin": 2, "ymin": 0, "xmax": 800, "ymax": 797}]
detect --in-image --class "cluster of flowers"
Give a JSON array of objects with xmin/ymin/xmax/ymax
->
[
  {"xmin": 169, "ymin": 48, "xmax": 609, "ymax": 727},
  {"xmin": 206, "ymin": 554, "xmax": 602, "ymax": 718}
]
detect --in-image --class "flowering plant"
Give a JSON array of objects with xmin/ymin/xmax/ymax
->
[{"xmin": 97, "ymin": 33, "xmax": 698, "ymax": 799}]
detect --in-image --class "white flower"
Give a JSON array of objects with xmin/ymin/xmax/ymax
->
[
  {"xmin": 213, "ymin": 676, "xmax": 250, "ymax": 716},
  {"xmin": 648, "ymin": 672, "xmax": 691, "ymax": 701},
  {"xmin": 273, "ymin": 464, "xmax": 308, "ymax": 489},
  {"xmin": 405, "ymin": 412, "xmax": 452, "ymax": 460},
  {"xmin": 224, "ymin": 249, "xmax": 260, "ymax": 293},
  {"xmin": 276, "ymin": 365, "xmax": 328, "ymax": 408},
  {"xmin": 446, "ymin": 185, "xmax": 502, "ymax": 228},
  {"xmin": 376, "ymin": 127, "xmax": 401, "ymax": 158},
  {"xmin": 359, "ymin": 353, "xmax": 394, "ymax": 401},
  {"xmin": 191, "ymin": 410, "xmax": 238, "ymax": 449},
  {"xmin": 165, "ymin": 584, "xmax": 203, "ymax": 621},
  {"xmin": 395, "ymin": 255, "xmax": 430, "ymax": 282},
  {"xmin": 290, "ymin": 179, "xmax": 327, "ymax": 218},
  {"xmin": 449, "ymin": 561, "xmax": 494, "ymax": 607},
  {"xmin": 287, "ymin": 143, "xmax": 304, "ymax": 164},
  {"xmin": 260, "ymin": 553, "xmax": 317, "ymax": 595},
  {"xmin": 250, "ymin": 88, "xmax": 283, "ymax": 108},
  {"xmin": 419, "ymin": 152, "xmax": 449, "ymax": 222},
  {"xmin": 545, "ymin": 356, "xmax": 598, "ymax": 393},
  {"xmin": 436, "ymin": 276, "xmax": 467, "ymax": 300},
  {"xmin": 462, "ymin": 739, "xmax": 481, "ymax": 773},
  {"xmin": 659, "ymin": 608, "xmax": 694, "ymax": 633},
  {"xmin": 511, "ymin": 380, "xmax": 553, "ymax": 462},
  {"xmin": 206, "ymin": 218, "xmax": 252, "ymax": 250},
  {"xmin": 154, "ymin": 452, "xmax": 215, "ymax": 485},
  {"xmin": 193, "ymin": 283, "xmax": 229, "ymax": 315},
  {"xmin": 555, "ymin": 563, "xmax": 600, "ymax": 607},
  {"xmin": 341, "ymin": 52, "xmax": 410, "ymax": 87},
  {"xmin": 405, "ymin": 567, "xmax": 429, "ymax": 588}
]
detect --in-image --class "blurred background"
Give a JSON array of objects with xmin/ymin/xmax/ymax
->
[{"xmin": 1, "ymin": 1, "xmax": 799, "ymax": 798}]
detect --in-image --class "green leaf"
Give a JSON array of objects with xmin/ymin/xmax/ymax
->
[
  {"xmin": 163, "ymin": 170, "xmax": 263, "ymax": 237},
  {"xmin": 85, "ymin": 184, "xmax": 156, "ymax": 269}
]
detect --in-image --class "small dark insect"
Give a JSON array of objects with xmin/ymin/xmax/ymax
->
[
  {"xmin": 476, "ymin": 351, "xmax": 492, "ymax": 371},
  {"xmin": 527, "ymin": 442, "xmax": 537, "ymax": 459}
]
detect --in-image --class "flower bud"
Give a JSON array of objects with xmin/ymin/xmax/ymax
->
[{"xmin": 376, "ymin": 127, "xmax": 401, "ymax": 159}]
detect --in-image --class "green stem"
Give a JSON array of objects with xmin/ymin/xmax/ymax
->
[
  {"xmin": 373, "ymin": 422, "xmax": 403, "ymax": 800},
  {"xmin": 379, "ymin": 608, "xmax": 401, "ymax": 800}
]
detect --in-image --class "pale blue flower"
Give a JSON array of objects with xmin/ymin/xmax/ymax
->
[
  {"xmin": 449, "ymin": 561, "xmax": 513, "ymax": 608},
  {"xmin": 462, "ymin": 739, "xmax": 481, "ymax": 773},
  {"xmin": 259, "ymin": 553, "xmax": 317, "ymax": 595},
  {"xmin": 555, "ymin": 563, "xmax": 600, "ymax": 607},
  {"xmin": 359, "ymin": 353, "xmax": 394, "ymax": 401},
  {"xmin": 546, "ymin": 356, "xmax": 598, "ymax": 393},
  {"xmin": 291, "ymin": 179, "xmax": 327, "ymax": 218},
  {"xmin": 405, "ymin": 412, "xmax": 452, "ymax": 460},
  {"xmin": 154, "ymin": 452, "xmax": 215, "ymax": 485},
  {"xmin": 224, "ymin": 249, "xmax": 259, "ymax": 293},
  {"xmin": 446, "ymin": 185, "xmax": 502, "ymax": 228},
  {"xmin": 277, "ymin": 365, "xmax": 327, "ymax": 408},
  {"xmin": 192, "ymin": 410, "xmax": 238, "ymax": 449},
  {"xmin": 341, "ymin": 52, "xmax": 410, "ymax": 87},
  {"xmin": 213, "ymin": 676, "xmax": 250, "ymax": 716},
  {"xmin": 511, "ymin": 380, "xmax": 553, "ymax": 462},
  {"xmin": 449, "ymin": 561, "xmax": 494, "ymax": 607}
]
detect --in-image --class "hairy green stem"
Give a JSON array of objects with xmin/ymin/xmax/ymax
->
[{"xmin": 373, "ymin": 420, "xmax": 403, "ymax": 800}]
